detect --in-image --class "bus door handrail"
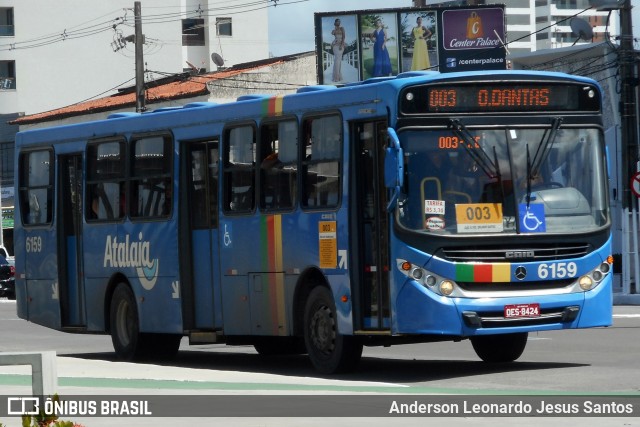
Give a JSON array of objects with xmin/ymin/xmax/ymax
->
[{"xmin": 385, "ymin": 127, "xmax": 404, "ymax": 212}]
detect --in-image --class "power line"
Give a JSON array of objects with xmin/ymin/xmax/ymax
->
[
  {"xmin": 0, "ymin": 16, "xmax": 124, "ymax": 51},
  {"xmin": 0, "ymin": 0, "xmax": 308, "ymax": 52}
]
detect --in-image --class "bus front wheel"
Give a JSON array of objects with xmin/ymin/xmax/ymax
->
[
  {"xmin": 470, "ymin": 332, "xmax": 528, "ymax": 363},
  {"xmin": 303, "ymin": 286, "xmax": 362, "ymax": 374}
]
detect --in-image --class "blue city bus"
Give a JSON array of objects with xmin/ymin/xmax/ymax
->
[{"xmin": 14, "ymin": 70, "xmax": 612, "ymax": 373}]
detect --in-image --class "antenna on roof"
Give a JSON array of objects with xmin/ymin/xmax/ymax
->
[
  {"xmin": 186, "ymin": 60, "xmax": 200, "ymax": 74},
  {"xmin": 570, "ymin": 17, "xmax": 594, "ymax": 46},
  {"xmin": 211, "ymin": 52, "xmax": 225, "ymax": 70}
]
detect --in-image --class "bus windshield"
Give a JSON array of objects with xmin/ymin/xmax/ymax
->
[{"xmin": 397, "ymin": 126, "xmax": 608, "ymax": 235}]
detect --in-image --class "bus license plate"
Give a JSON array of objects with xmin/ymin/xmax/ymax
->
[{"xmin": 504, "ymin": 303, "xmax": 540, "ymax": 318}]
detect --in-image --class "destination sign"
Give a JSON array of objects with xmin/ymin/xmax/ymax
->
[{"xmin": 401, "ymin": 83, "xmax": 601, "ymax": 114}]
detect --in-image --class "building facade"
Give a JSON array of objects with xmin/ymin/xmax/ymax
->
[{"xmin": 0, "ymin": 0, "xmax": 270, "ymax": 117}]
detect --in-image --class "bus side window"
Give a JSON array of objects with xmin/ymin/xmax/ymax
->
[
  {"xmin": 130, "ymin": 135, "xmax": 173, "ymax": 219},
  {"xmin": 224, "ymin": 125, "xmax": 256, "ymax": 213},
  {"xmin": 259, "ymin": 119, "xmax": 298, "ymax": 211},
  {"xmin": 302, "ymin": 115, "xmax": 341, "ymax": 209},
  {"xmin": 19, "ymin": 150, "xmax": 53, "ymax": 226},
  {"xmin": 86, "ymin": 140, "xmax": 126, "ymax": 221}
]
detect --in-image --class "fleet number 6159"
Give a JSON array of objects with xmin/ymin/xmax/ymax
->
[
  {"xmin": 537, "ymin": 262, "xmax": 577, "ymax": 279},
  {"xmin": 26, "ymin": 236, "xmax": 43, "ymax": 253}
]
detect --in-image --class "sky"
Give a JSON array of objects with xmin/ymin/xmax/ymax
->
[{"xmin": 268, "ymin": 0, "xmax": 412, "ymax": 57}]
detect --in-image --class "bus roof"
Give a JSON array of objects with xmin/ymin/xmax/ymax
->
[{"xmin": 15, "ymin": 69, "xmax": 600, "ymax": 147}]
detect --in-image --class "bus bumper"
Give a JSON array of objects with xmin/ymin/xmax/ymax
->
[{"xmin": 394, "ymin": 274, "xmax": 612, "ymax": 337}]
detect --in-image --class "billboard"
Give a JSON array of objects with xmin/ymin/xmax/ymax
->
[{"xmin": 314, "ymin": 4, "xmax": 506, "ymax": 85}]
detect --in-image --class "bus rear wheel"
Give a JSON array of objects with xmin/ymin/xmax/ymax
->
[
  {"xmin": 109, "ymin": 283, "xmax": 182, "ymax": 361},
  {"xmin": 470, "ymin": 332, "xmax": 528, "ymax": 363},
  {"xmin": 303, "ymin": 286, "xmax": 362, "ymax": 374},
  {"xmin": 110, "ymin": 284, "xmax": 143, "ymax": 361}
]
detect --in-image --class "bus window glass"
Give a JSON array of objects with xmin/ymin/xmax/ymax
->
[
  {"xmin": 397, "ymin": 127, "xmax": 607, "ymax": 235},
  {"xmin": 208, "ymin": 146, "xmax": 219, "ymax": 224},
  {"xmin": 302, "ymin": 115, "xmax": 341, "ymax": 208},
  {"xmin": 130, "ymin": 135, "xmax": 172, "ymax": 219},
  {"xmin": 260, "ymin": 119, "xmax": 298, "ymax": 210},
  {"xmin": 189, "ymin": 142, "xmax": 219, "ymax": 229},
  {"xmin": 224, "ymin": 125, "xmax": 256, "ymax": 212},
  {"xmin": 86, "ymin": 141, "xmax": 125, "ymax": 221},
  {"xmin": 19, "ymin": 150, "xmax": 52, "ymax": 225}
]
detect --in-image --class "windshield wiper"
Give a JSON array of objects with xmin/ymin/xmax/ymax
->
[
  {"xmin": 525, "ymin": 117, "xmax": 563, "ymax": 206},
  {"xmin": 449, "ymin": 119, "xmax": 499, "ymax": 179}
]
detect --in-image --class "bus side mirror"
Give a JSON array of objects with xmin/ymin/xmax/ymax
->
[{"xmin": 385, "ymin": 127, "xmax": 404, "ymax": 211}]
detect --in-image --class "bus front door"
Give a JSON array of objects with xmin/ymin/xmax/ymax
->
[
  {"xmin": 58, "ymin": 154, "xmax": 86, "ymax": 327},
  {"xmin": 352, "ymin": 121, "xmax": 391, "ymax": 331},
  {"xmin": 182, "ymin": 141, "xmax": 222, "ymax": 331}
]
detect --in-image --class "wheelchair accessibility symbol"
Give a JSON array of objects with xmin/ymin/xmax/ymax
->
[
  {"xmin": 223, "ymin": 223, "xmax": 232, "ymax": 247},
  {"xmin": 519, "ymin": 203, "xmax": 546, "ymax": 233}
]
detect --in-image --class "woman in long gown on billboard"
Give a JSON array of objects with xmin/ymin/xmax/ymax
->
[
  {"xmin": 411, "ymin": 17, "xmax": 432, "ymax": 71},
  {"xmin": 371, "ymin": 19, "xmax": 391, "ymax": 77},
  {"xmin": 331, "ymin": 19, "xmax": 346, "ymax": 82}
]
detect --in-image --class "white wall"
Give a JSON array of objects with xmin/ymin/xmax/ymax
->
[{"xmin": 0, "ymin": 0, "xmax": 271, "ymax": 116}]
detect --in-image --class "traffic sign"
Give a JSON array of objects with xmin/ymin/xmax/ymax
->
[{"xmin": 631, "ymin": 172, "xmax": 640, "ymax": 198}]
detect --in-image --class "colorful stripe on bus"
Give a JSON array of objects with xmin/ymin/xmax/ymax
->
[
  {"xmin": 455, "ymin": 263, "xmax": 511, "ymax": 282},
  {"xmin": 261, "ymin": 215, "xmax": 287, "ymax": 334},
  {"xmin": 262, "ymin": 96, "xmax": 284, "ymax": 117}
]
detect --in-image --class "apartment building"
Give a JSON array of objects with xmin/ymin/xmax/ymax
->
[
  {"xmin": 0, "ymin": 1, "xmax": 269, "ymax": 117},
  {"xmin": 0, "ymin": 0, "xmax": 272, "ymax": 224}
]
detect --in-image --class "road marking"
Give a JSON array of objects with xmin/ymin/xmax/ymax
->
[{"xmin": 613, "ymin": 314, "xmax": 640, "ymax": 318}]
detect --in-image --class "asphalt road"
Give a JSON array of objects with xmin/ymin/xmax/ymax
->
[{"xmin": 1, "ymin": 299, "xmax": 639, "ymax": 427}]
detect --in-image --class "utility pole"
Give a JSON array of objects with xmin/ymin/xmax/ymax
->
[
  {"xmin": 619, "ymin": 0, "xmax": 638, "ymax": 211},
  {"xmin": 134, "ymin": 1, "xmax": 146, "ymax": 112}
]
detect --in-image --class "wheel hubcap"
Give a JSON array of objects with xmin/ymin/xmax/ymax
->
[{"xmin": 310, "ymin": 305, "xmax": 335, "ymax": 354}]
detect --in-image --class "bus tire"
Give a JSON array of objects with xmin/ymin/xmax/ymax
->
[
  {"xmin": 470, "ymin": 332, "xmax": 528, "ymax": 363},
  {"xmin": 109, "ymin": 283, "xmax": 144, "ymax": 361},
  {"xmin": 303, "ymin": 286, "xmax": 362, "ymax": 374}
]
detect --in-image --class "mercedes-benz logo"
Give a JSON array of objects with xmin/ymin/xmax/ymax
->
[{"xmin": 515, "ymin": 266, "xmax": 527, "ymax": 281}]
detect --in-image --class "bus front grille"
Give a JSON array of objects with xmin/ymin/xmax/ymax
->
[
  {"xmin": 440, "ymin": 243, "xmax": 590, "ymax": 263},
  {"xmin": 457, "ymin": 279, "xmax": 574, "ymax": 292}
]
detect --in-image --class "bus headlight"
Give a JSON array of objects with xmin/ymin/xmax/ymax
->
[
  {"xmin": 576, "ymin": 259, "xmax": 612, "ymax": 292},
  {"xmin": 396, "ymin": 259, "xmax": 459, "ymax": 297},
  {"xmin": 439, "ymin": 280, "xmax": 455, "ymax": 296},
  {"xmin": 579, "ymin": 275, "xmax": 594, "ymax": 291},
  {"xmin": 425, "ymin": 275, "xmax": 437, "ymax": 287}
]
